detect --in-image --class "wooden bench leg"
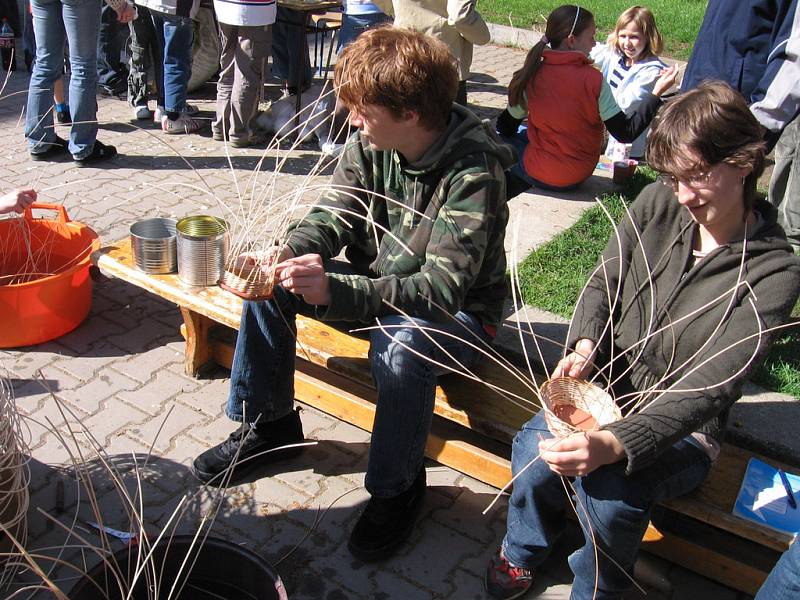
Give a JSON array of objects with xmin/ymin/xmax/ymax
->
[{"xmin": 179, "ymin": 307, "xmax": 214, "ymax": 377}]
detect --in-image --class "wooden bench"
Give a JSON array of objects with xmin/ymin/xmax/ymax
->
[{"xmin": 93, "ymin": 240, "xmax": 794, "ymax": 595}]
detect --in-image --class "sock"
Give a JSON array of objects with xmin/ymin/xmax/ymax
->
[{"xmin": 55, "ymin": 103, "xmax": 69, "ymax": 113}]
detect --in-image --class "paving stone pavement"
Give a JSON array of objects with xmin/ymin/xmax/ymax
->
[{"xmin": 0, "ymin": 44, "xmax": 753, "ymax": 599}]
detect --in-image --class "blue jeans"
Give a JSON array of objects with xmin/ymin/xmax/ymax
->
[
  {"xmin": 498, "ymin": 126, "xmax": 579, "ymax": 198},
  {"xmin": 336, "ymin": 11, "xmax": 391, "ymax": 51},
  {"xmin": 26, "ymin": 0, "xmax": 101, "ymax": 159},
  {"xmin": 226, "ymin": 272, "xmax": 490, "ymax": 497},
  {"xmin": 271, "ymin": 6, "xmax": 312, "ymax": 88},
  {"xmin": 96, "ymin": 2, "xmax": 127, "ymax": 90},
  {"xmin": 502, "ymin": 411, "xmax": 712, "ymax": 600},
  {"xmin": 756, "ymin": 539, "xmax": 800, "ymax": 600},
  {"xmin": 149, "ymin": 10, "xmax": 193, "ymax": 114}
]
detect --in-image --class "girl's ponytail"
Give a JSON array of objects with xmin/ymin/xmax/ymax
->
[
  {"xmin": 507, "ymin": 5, "xmax": 594, "ymax": 106},
  {"xmin": 508, "ymin": 40, "xmax": 547, "ymax": 106}
]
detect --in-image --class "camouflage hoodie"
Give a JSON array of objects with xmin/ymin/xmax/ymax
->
[{"xmin": 285, "ymin": 104, "xmax": 516, "ymax": 329}]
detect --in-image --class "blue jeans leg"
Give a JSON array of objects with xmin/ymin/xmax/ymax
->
[
  {"xmin": 755, "ymin": 539, "xmax": 800, "ymax": 600},
  {"xmin": 96, "ymin": 1, "xmax": 126, "ymax": 90},
  {"xmin": 366, "ymin": 312, "xmax": 490, "ymax": 497},
  {"xmin": 498, "ymin": 125, "xmax": 579, "ymax": 197},
  {"xmin": 502, "ymin": 411, "xmax": 569, "ymax": 568},
  {"xmin": 336, "ymin": 12, "xmax": 391, "ymax": 51},
  {"xmin": 569, "ymin": 440, "xmax": 710, "ymax": 599},
  {"xmin": 151, "ymin": 11, "xmax": 192, "ymax": 114},
  {"xmin": 503, "ymin": 411, "xmax": 712, "ymax": 600},
  {"xmin": 26, "ymin": 0, "xmax": 101, "ymax": 158},
  {"xmin": 226, "ymin": 286, "xmax": 302, "ymax": 424},
  {"xmin": 271, "ymin": 7, "xmax": 312, "ymax": 88}
]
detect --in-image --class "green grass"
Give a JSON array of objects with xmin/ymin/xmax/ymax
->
[
  {"xmin": 478, "ymin": 0, "xmax": 708, "ymax": 61},
  {"xmin": 515, "ymin": 168, "xmax": 800, "ymax": 396}
]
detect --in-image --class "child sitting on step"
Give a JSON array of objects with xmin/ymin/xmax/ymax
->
[{"xmin": 591, "ymin": 5, "xmax": 670, "ymax": 161}]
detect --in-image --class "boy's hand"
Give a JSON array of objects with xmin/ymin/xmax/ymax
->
[
  {"xmin": 234, "ymin": 246, "xmax": 293, "ymax": 271},
  {"xmin": 275, "ymin": 253, "xmax": 330, "ymax": 305},
  {"xmin": 538, "ymin": 430, "xmax": 625, "ymax": 477}
]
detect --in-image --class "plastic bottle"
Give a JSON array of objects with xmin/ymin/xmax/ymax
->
[{"xmin": 0, "ymin": 18, "xmax": 15, "ymax": 72}]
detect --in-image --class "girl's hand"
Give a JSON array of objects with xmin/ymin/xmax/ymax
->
[
  {"xmin": 653, "ymin": 65, "xmax": 678, "ymax": 97},
  {"xmin": 538, "ymin": 430, "xmax": 625, "ymax": 477},
  {"xmin": 552, "ymin": 338, "xmax": 596, "ymax": 379},
  {"xmin": 0, "ymin": 189, "xmax": 37, "ymax": 214}
]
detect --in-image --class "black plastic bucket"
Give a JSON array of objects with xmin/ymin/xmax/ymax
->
[{"xmin": 68, "ymin": 535, "xmax": 287, "ymax": 600}]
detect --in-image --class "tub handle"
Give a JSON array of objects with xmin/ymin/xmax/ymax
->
[{"xmin": 24, "ymin": 203, "xmax": 70, "ymax": 224}]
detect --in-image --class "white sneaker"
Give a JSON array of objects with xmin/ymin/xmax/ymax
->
[
  {"xmin": 162, "ymin": 113, "xmax": 204, "ymax": 134},
  {"xmin": 154, "ymin": 103, "xmax": 199, "ymax": 123},
  {"xmin": 133, "ymin": 104, "xmax": 152, "ymax": 120}
]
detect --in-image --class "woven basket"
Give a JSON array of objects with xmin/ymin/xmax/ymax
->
[
  {"xmin": 220, "ymin": 252, "xmax": 277, "ymax": 301},
  {"xmin": 540, "ymin": 377, "xmax": 621, "ymax": 437}
]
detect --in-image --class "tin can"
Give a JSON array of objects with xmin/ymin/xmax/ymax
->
[
  {"xmin": 130, "ymin": 217, "xmax": 177, "ymax": 274},
  {"xmin": 176, "ymin": 216, "xmax": 229, "ymax": 286}
]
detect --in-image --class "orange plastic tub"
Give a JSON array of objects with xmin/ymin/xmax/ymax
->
[{"xmin": 0, "ymin": 204, "xmax": 99, "ymax": 348}]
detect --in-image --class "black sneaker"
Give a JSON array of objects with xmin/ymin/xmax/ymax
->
[
  {"xmin": 30, "ymin": 136, "xmax": 68, "ymax": 161},
  {"xmin": 485, "ymin": 548, "xmax": 533, "ymax": 599},
  {"xmin": 348, "ymin": 468, "xmax": 426, "ymax": 562},
  {"xmin": 191, "ymin": 408, "xmax": 305, "ymax": 485},
  {"xmin": 74, "ymin": 141, "xmax": 117, "ymax": 166},
  {"xmin": 56, "ymin": 109, "xmax": 71, "ymax": 124}
]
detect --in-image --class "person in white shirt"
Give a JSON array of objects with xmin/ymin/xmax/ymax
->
[
  {"xmin": 590, "ymin": 5, "xmax": 669, "ymax": 160},
  {"xmin": 212, "ymin": 0, "xmax": 276, "ymax": 147}
]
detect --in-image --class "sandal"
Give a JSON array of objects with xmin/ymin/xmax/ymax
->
[
  {"xmin": 29, "ymin": 136, "xmax": 68, "ymax": 161},
  {"xmin": 74, "ymin": 141, "xmax": 117, "ymax": 166}
]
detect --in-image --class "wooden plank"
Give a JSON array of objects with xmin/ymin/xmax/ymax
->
[
  {"xmin": 95, "ymin": 243, "xmax": 538, "ymax": 443},
  {"xmin": 293, "ymin": 359, "xmax": 515, "ymax": 489},
  {"xmin": 179, "ymin": 308, "xmax": 214, "ymax": 376},
  {"xmin": 200, "ymin": 319, "xmax": 536, "ymax": 446},
  {"xmin": 95, "ymin": 242, "xmax": 539, "ymax": 444},
  {"xmin": 641, "ymin": 525, "xmax": 771, "ymax": 595},
  {"xmin": 662, "ymin": 444, "xmax": 794, "ymax": 552},
  {"xmin": 93, "ymin": 242, "xmax": 244, "ymax": 330}
]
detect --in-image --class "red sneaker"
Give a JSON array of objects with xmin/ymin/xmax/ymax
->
[{"xmin": 485, "ymin": 548, "xmax": 533, "ymax": 599}]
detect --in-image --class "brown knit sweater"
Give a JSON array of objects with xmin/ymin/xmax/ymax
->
[{"xmin": 570, "ymin": 182, "xmax": 800, "ymax": 474}]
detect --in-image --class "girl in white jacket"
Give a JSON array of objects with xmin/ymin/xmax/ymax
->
[{"xmin": 591, "ymin": 5, "xmax": 669, "ymax": 160}]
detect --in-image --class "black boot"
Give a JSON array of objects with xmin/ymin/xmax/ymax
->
[
  {"xmin": 348, "ymin": 468, "xmax": 427, "ymax": 562},
  {"xmin": 192, "ymin": 408, "xmax": 304, "ymax": 485}
]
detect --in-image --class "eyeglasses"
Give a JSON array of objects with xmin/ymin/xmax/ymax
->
[{"xmin": 659, "ymin": 166, "xmax": 714, "ymax": 191}]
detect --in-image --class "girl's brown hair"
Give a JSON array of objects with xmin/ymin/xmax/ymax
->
[
  {"xmin": 608, "ymin": 6, "xmax": 663, "ymax": 59},
  {"xmin": 647, "ymin": 81, "xmax": 766, "ymax": 211},
  {"xmin": 508, "ymin": 5, "xmax": 595, "ymax": 106},
  {"xmin": 334, "ymin": 27, "xmax": 458, "ymax": 131}
]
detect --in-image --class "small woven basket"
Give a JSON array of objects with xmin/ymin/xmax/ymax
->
[
  {"xmin": 220, "ymin": 251, "xmax": 277, "ymax": 301},
  {"xmin": 540, "ymin": 376, "xmax": 621, "ymax": 437}
]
